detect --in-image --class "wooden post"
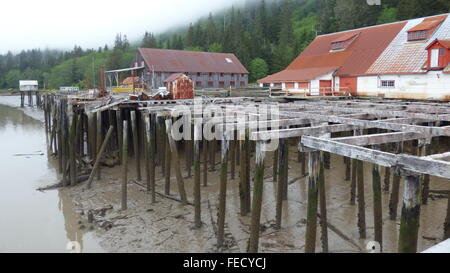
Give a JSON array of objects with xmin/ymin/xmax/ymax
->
[
  {"xmin": 86, "ymin": 126, "xmax": 114, "ymax": 189},
  {"xmin": 247, "ymin": 141, "xmax": 266, "ymax": 253},
  {"xmin": 318, "ymin": 158, "xmax": 328, "ymax": 253},
  {"xmin": 372, "ymin": 147, "xmax": 383, "ymax": 250},
  {"xmin": 121, "ymin": 120, "xmax": 129, "ymax": 211},
  {"xmin": 149, "ymin": 113, "xmax": 156, "ymax": 203},
  {"xmin": 345, "ymin": 157, "xmax": 351, "ymax": 181},
  {"xmin": 69, "ymin": 112, "xmax": 77, "ymax": 187},
  {"xmin": 239, "ymin": 128, "xmax": 250, "ymax": 216},
  {"xmin": 444, "ymin": 189, "xmax": 450, "ymax": 240},
  {"xmin": 217, "ymin": 131, "xmax": 230, "ymax": 248},
  {"xmin": 357, "ymin": 158, "xmax": 366, "ymax": 239},
  {"xmin": 421, "ymin": 142, "xmax": 431, "ymax": 205},
  {"xmin": 273, "ymin": 149, "xmax": 278, "ymax": 183},
  {"xmin": 165, "ymin": 118, "xmax": 188, "ymax": 204},
  {"xmin": 96, "ymin": 112, "xmax": 102, "ymax": 180},
  {"xmin": 164, "ymin": 128, "xmax": 172, "ymax": 195},
  {"xmin": 159, "ymin": 117, "xmax": 166, "ymax": 175},
  {"xmin": 305, "ymin": 150, "xmax": 320, "ymax": 253},
  {"xmin": 193, "ymin": 123, "xmax": 202, "ymax": 228},
  {"xmin": 389, "ymin": 142, "xmax": 403, "ymax": 220},
  {"xmin": 279, "ymin": 138, "xmax": 289, "ymax": 201},
  {"xmin": 275, "ymin": 139, "xmax": 288, "ymax": 229},
  {"xmin": 116, "ymin": 109, "xmax": 123, "ymax": 165},
  {"xmin": 323, "ymin": 152, "xmax": 331, "ymax": 170},
  {"xmin": 131, "ymin": 110, "xmax": 141, "ymax": 181},
  {"xmin": 230, "ymin": 133, "xmax": 236, "ymax": 180},
  {"xmin": 202, "ymin": 137, "xmax": 208, "ymax": 187},
  {"xmin": 398, "ymin": 174, "xmax": 421, "ymax": 253}
]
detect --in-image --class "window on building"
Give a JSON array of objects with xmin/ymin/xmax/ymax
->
[
  {"xmin": 208, "ymin": 81, "xmax": 214, "ymax": 87},
  {"xmin": 240, "ymin": 81, "xmax": 245, "ymax": 87},
  {"xmin": 380, "ymin": 80, "xmax": 395, "ymax": 88},
  {"xmin": 440, "ymin": 48, "xmax": 445, "ymax": 56},
  {"xmin": 209, "ymin": 73, "xmax": 213, "ymax": 78},
  {"xmin": 220, "ymin": 73, "xmax": 224, "ymax": 77},
  {"xmin": 231, "ymin": 73, "xmax": 234, "ymax": 78},
  {"xmin": 196, "ymin": 81, "xmax": 202, "ymax": 87},
  {"xmin": 197, "ymin": 72, "xmax": 201, "ymax": 77},
  {"xmin": 219, "ymin": 81, "xmax": 225, "ymax": 87},
  {"xmin": 331, "ymin": 41, "xmax": 345, "ymax": 50},
  {"xmin": 157, "ymin": 72, "xmax": 161, "ymax": 77},
  {"xmin": 408, "ymin": 30, "xmax": 427, "ymax": 41},
  {"xmin": 230, "ymin": 81, "xmax": 235, "ymax": 87},
  {"xmin": 241, "ymin": 74, "xmax": 245, "ymax": 77}
]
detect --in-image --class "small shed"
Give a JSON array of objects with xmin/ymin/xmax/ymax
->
[
  {"xmin": 163, "ymin": 73, "xmax": 194, "ymax": 100},
  {"xmin": 19, "ymin": 80, "xmax": 38, "ymax": 92}
]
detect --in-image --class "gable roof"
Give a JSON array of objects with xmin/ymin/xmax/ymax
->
[
  {"xmin": 137, "ymin": 48, "xmax": 249, "ymax": 74},
  {"xmin": 258, "ymin": 20, "xmax": 406, "ymax": 83},
  {"xmin": 426, "ymin": 39, "xmax": 450, "ymax": 50},
  {"xmin": 407, "ymin": 15, "xmax": 447, "ymax": 32}
]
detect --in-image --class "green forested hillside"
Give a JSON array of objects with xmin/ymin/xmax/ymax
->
[{"xmin": 0, "ymin": 0, "xmax": 449, "ymax": 89}]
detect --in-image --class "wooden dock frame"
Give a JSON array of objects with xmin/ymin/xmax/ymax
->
[{"xmin": 38, "ymin": 93, "xmax": 450, "ymax": 253}]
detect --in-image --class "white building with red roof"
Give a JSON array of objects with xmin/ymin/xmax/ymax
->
[{"xmin": 258, "ymin": 14, "xmax": 450, "ymax": 101}]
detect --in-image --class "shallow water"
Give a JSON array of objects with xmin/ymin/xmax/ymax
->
[{"xmin": 0, "ymin": 96, "xmax": 104, "ymax": 253}]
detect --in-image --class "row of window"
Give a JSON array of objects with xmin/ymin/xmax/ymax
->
[
  {"xmin": 380, "ymin": 80, "xmax": 395, "ymax": 88},
  {"xmin": 195, "ymin": 81, "xmax": 246, "ymax": 87},
  {"xmin": 407, "ymin": 30, "xmax": 427, "ymax": 41}
]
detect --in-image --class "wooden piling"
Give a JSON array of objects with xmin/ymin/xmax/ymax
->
[
  {"xmin": 116, "ymin": 109, "xmax": 123, "ymax": 165},
  {"xmin": 96, "ymin": 112, "xmax": 102, "ymax": 180},
  {"xmin": 273, "ymin": 149, "xmax": 278, "ymax": 183},
  {"xmin": 275, "ymin": 138, "xmax": 288, "ymax": 229},
  {"xmin": 372, "ymin": 149, "xmax": 383, "ymax": 250},
  {"xmin": 444, "ymin": 189, "xmax": 450, "ymax": 239},
  {"xmin": 217, "ymin": 131, "xmax": 230, "ymax": 248},
  {"xmin": 344, "ymin": 157, "xmax": 351, "ymax": 181},
  {"xmin": 86, "ymin": 126, "xmax": 114, "ymax": 189},
  {"xmin": 239, "ymin": 129, "xmax": 250, "ymax": 216},
  {"xmin": 193, "ymin": 123, "xmax": 202, "ymax": 228},
  {"xmin": 318, "ymin": 158, "xmax": 328, "ymax": 253},
  {"xmin": 279, "ymin": 138, "xmax": 289, "ymax": 201},
  {"xmin": 165, "ymin": 118, "xmax": 188, "ymax": 204},
  {"xmin": 305, "ymin": 150, "xmax": 320, "ymax": 253},
  {"xmin": 121, "ymin": 120, "xmax": 129, "ymax": 211},
  {"xmin": 164, "ymin": 131, "xmax": 172, "ymax": 195},
  {"xmin": 131, "ymin": 111, "xmax": 141, "ymax": 181},
  {"xmin": 247, "ymin": 141, "xmax": 266, "ymax": 253},
  {"xmin": 421, "ymin": 143, "xmax": 431, "ymax": 205},
  {"xmin": 389, "ymin": 142, "xmax": 403, "ymax": 220},
  {"xmin": 398, "ymin": 174, "xmax": 421, "ymax": 253},
  {"xmin": 69, "ymin": 112, "xmax": 77, "ymax": 187},
  {"xmin": 357, "ymin": 159, "xmax": 366, "ymax": 239},
  {"xmin": 202, "ymin": 137, "xmax": 208, "ymax": 187}
]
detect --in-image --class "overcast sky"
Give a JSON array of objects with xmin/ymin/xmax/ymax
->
[{"xmin": 0, "ymin": 0, "xmax": 244, "ymax": 54}]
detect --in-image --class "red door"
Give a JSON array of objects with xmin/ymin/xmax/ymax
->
[
  {"xmin": 319, "ymin": 80, "xmax": 332, "ymax": 95},
  {"xmin": 339, "ymin": 77, "xmax": 357, "ymax": 96}
]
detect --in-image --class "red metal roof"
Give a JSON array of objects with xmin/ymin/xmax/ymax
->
[
  {"xmin": 258, "ymin": 20, "xmax": 406, "ymax": 83},
  {"xmin": 163, "ymin": 73, "xmax": 185, "ymax": 83},
  {"xmin": 408, "ymin": 15, "xmax": 447, "ymax": 32},
  {"xmin": 426, "ymin": 39, "xmax": 450, "ymax": 50},
  {"xmin": 138, "ymin": 48, "xmax": 249, "ymax": 74}
]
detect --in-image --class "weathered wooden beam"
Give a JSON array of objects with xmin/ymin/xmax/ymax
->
[
  {"xmin": 305, "ymin": 150, "xmax": 320, "ymax": 253},
  {"xmin": 251, "ymin": 124, "xmax": 360, "ymax": 141},
  {"xmin": 331, "ymin": 132, "xmax": 425, "ymax": 146},
  {"xmin": 301, "ymin": 136, "xmax": 450, "ymax": 179}
]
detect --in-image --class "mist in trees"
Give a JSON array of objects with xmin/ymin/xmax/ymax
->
[{"xmin": 1, "ymin": 0, "xmax": 449, "ymax": 89}]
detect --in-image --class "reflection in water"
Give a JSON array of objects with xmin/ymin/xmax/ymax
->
[{"xmin": 0, "ymin": 99, "xmax": 103, "ymax": 253}]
